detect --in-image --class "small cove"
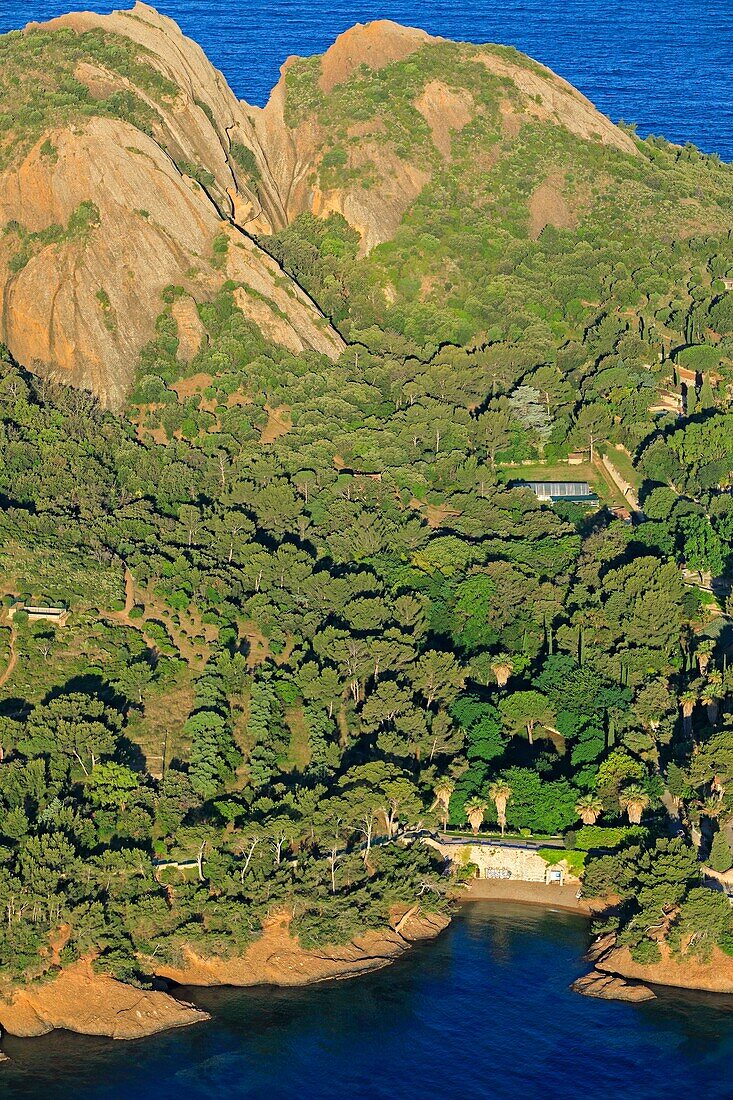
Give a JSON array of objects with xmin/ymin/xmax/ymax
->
[{"xmin": 2, "ymin": 904, "xmax": 732, "ymax": 1100}]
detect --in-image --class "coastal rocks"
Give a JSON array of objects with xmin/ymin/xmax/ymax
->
[
  {"xmin": 154, "ymin": 909, "xmax": 449, "ymax": 988},
  {"xmin": 572, "ymin": 969, "xmax": 656, "ymax": 1003},
  {"xmin": 0, "ymin": 959, "xmax": 209, "ymax": 1040},
  {"xmin": 585, "ymin": 930, "xmax": 733, "ymax": 995},
  {"xmin": 584, "ymin": 931, "xmax": 617, "ymax": 964},
  {"xmin": 596, "ymin": 944, "xmax": 733, "ymax": 995}
]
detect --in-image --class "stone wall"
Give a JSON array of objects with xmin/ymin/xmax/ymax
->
[{"xmin": 430, "ymin": 840, "xmax": 562, "ymax": 883}]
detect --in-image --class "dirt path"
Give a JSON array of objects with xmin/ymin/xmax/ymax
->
[
  {"xmin": 103, "ymin": 566, "xmax": 160, "ymax": 653},
  {"xmin": 123, "ymin": 567, "xmax": 135, "ymax": 616},
  {"xmin": 595, "ymin": 454, "xmax": 641, "ymax": 514},
  {"xmin": 0, "ymin": 627, "xmax": 18, "ymax": 691}
]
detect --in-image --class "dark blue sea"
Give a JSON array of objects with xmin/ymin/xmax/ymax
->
[
  {"xmin": 2, "ymin": 905, "xmax": 733, "ymax": 1099},
  {"xmin": 1, "ymin": 0, "xmax": 733, "ymax": 159}
]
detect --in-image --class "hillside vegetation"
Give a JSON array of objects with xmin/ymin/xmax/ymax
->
[{"xmin": 0, "ymin": 4, "xmax": 733, "ymax": 999}]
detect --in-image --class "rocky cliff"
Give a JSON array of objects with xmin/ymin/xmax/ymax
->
[
  {"xmin": 596, "ymin": 941, "xmax": 733, "ymax": 994},
  {"xmin": 588, "ymin": 932, "xmax": 733, "ymax": 994},
  {"xmin": 0, "ymin": 2, "xmax": 343, "ymax": 406},
  {"xmin": 153, "ymin": 909, "xmax": 449, "ymax": 988}
]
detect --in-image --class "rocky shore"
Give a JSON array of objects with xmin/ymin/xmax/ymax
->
[
  {"xmin": 571, "ymin": 931, "xmax": 733, "ymax": 998},
  {"xmin": 0, "ymin": 908, "xmax": 449, "ymax": 1043},
  {"xmin": 0, "ymin": 959, "xmax": 208, "ymax": 1040},
  {"xmin": 594, "ymin": 938, "xmax": 733, "ymax": 994},
  {"xmin": 153, "ymin": 909, "xmax": 449, "ymax": 988}
]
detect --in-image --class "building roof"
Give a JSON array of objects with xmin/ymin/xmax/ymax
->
[{"xmin": 522, "ymin": 480, "xmax": 596, "ymax": 500}]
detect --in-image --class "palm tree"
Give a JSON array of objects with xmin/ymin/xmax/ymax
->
[
  {"xmin": 488, "ymin": 780, "xmax": 512, "ymax": 836},
  {"xmin": 680, "ymin": 689, "xmax": 697, "ymax": 732},
  {"xmin": 491, "ymin": 654, "xmax": 514, "ymax": 688},
  {"xmin": 701, "ymin": 671, "xmax": 723, "ymax": 724},
  {"xmin": 619, "ymin": 784, "xmax": 650, "ymax": 825},
  {"xmin": 464, "ymin": 796, "xmax": 488, "ymax": 836},
  {"xmin": 575, "ymin": 793, "xmax": 603, "ymax": 826},
  {"xmin": 696, "ymin": 639, "xmax": 715, "ymax": 676},
  {"xmin": 432, "ymin": 779, "xmax": 454, "ymax": 832}
]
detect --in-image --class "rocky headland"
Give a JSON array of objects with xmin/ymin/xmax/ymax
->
[{"xmin": 0, "ymin": 908, "xmax": 449, "ymax": 1041}]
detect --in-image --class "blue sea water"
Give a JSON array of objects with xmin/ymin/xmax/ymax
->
[
  {"xmin": 2, "ymin": 905, "xmax": 733, "ymax": 1099},
  {"xmin": 1, "ymin": 0, "xmax": 733, "ymax": 159}
]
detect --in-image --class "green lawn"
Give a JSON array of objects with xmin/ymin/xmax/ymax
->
[{"xmin": 497, "ymin": 461, "xmax": 617, "ymax": 505}]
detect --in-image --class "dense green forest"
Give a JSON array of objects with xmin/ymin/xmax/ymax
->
[{"xmin": 2, "ymin": 19, "xmax": 733, "ymax": 990}]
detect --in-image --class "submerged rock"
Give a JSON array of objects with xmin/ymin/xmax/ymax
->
[{"xmin": 572, "ymin": 969, "xmax": 656, "ymax": 1003}]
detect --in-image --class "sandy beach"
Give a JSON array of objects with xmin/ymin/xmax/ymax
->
[{"xmin": 459, "ymin": 878, "xmax": 606, "ymax": 914}]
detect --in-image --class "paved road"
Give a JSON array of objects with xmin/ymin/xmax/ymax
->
[{"xmin": 435, "ymin": 833, "xmax": 565, "ymax": 851}]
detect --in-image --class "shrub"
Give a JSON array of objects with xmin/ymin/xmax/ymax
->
[
  {"xmin": 575, "ymin": 825, "xmax": 646, "ymax": 852},
  {"xmin": 629, "ymin": 939, "xmax": 662, "ymax": 965}
]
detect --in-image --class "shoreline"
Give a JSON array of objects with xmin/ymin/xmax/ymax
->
[
  {"xmin": 2, "ymin": 893, "xmax": 731, "ymax": 1052},
  {"xmin": 0, "ymin": 909, "xmax": 449, "ymax": 1045},
  {"xmin": 458, "ymin": 878, "xmax": 607, "ymax": 915}
]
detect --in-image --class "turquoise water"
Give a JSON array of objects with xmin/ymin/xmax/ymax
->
[
  {"xmin": 3, "ymin": 0, "xmax": 733, "ymax": 159},
  {"xmin": 2, "ymin": 905, "xmax": 733, "ymax": 1099}
]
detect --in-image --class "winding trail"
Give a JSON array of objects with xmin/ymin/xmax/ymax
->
[{"xmin": 0, "ymin": 626, "xmax": 18, "ymax": 691}]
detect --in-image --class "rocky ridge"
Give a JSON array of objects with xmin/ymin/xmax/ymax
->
[
  {"xmin": 1, "ymin": 3, "xmax": 344, "ymax": 406},
  {"xmin": 0, "ymin": 2, "xmax": 645, "ymax": 404}
]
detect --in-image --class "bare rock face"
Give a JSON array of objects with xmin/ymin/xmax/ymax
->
[
  {"xmin": 242, "ymin": 21, "xmax": 439, "ymax": 253},
  {"xmin": 414, "ymin": 81, "xmax": 474, "ymax": 159},
  {"xmin": 317, "ymin": 20, "xmax": 434, "ymax": 93},
  {"xmin": 30, "ymin": 2, "xmax": 246, "ymax": 212},
  {"xmin": 0, "ymin": 3, "xmax": 640, "ymax": 402},
  {"xmin": 154, "ymin": 909, "xmax": 449, "ymax": 988},
  {"xmin": 170, "ymin": 295, "xmax": 207, "ymax": 363},
  {"xmin": 572, "ymin": 969, "xmax": 656, "ymax": 1003},
  {"xmin": 475, "ymin": 50, "xmax": 637, "ymax": 156},
  {"xmin": 0, "ymin": 3, "xmax": 343, "ymax": 407},
  {"xmin": 0, "ymin": 959, "xmax": 208, "ymax": 1039}
]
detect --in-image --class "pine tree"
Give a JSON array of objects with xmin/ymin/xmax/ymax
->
[{"xmin": 709, "ymin": 830, "xmax": 733, "ymax": 873}]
